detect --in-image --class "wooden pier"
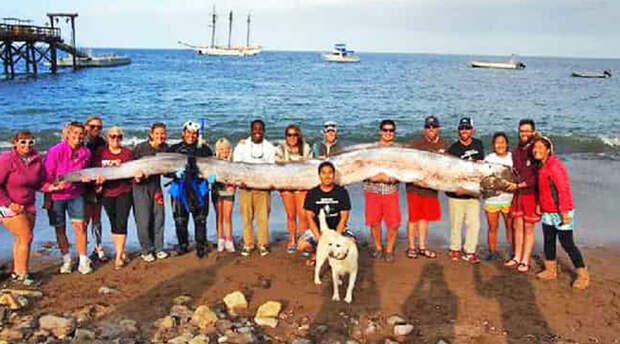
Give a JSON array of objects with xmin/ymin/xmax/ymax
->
[{"xmin": 1, "ymin": 13, "xmax": 83, "ymax": 78}]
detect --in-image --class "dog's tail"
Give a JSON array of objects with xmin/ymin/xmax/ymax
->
[{"xmin": 318, "ymin": 208, "xmax": 330, "ymax": 232}]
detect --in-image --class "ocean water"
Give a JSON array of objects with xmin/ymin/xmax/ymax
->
[
  {"xmin": 1, "ymin": 50, "xmax": 620, "ymax": 156},
  {"xmin": 1, "ymin": 50, "xmax": 620, "ymax": 259}
]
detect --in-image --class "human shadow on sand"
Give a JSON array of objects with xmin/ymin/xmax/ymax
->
[
  {"xmin": 402, "ymin": 261, "xmax": 457, "ymax": 343},
  {"xmin": 473, "ymin": 264, "xmax": 554, "ymax": 344},
  {"xmin": 309, "ymin": 243, "xmax": 381, "ymax": 343}
]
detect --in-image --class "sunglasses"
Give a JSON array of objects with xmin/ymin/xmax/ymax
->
[
  {"xmin": 108, "ymin": 134, "xmax": 123, "ymax": 140},
  {"xmin": 381, "ymin": 128, "xmax": 395, "ymax": 133},
  {"xmin": 286, "ymin": 132, "xmax": 299, "ymax": 137},
  {"xmin": 458, "ymin": 126, "xmax": 473, "ymax": 131},
  {"xmin": 18, "ymin": 139, "xmax": 36, "ymax": 146},
  {"xmin": 424, "ymin": 125, "xmax": 439, "ymax": 129},
  {"xmin": 88, "ymin": 124, "xmax": 102, "ymax": 129}
]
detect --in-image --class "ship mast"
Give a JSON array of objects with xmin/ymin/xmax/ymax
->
[
  {"xmin": 227, "ymin": 11, "xmax": 233, "ymax": 49},
  {"xmin": 209, "ymin": 5, "xmax": 216, "ymax": 48},
  {"xmin": 246, "ymin": 13, "xmax": 251, "ymax": 47}
]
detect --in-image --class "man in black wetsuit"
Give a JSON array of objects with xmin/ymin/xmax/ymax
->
[{"xmin": 167, "ymin": 120, "xmax": 213, "ymax": 258}]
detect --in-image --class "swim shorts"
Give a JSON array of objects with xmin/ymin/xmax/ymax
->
[
  {"xmin": 509, "ymin": 192, "xmax": 540, "ymax": 223},
  {"xmin": 406, "ymin": 191, "xmax": 441, "ymax": 222},
  {"xmin": 484, "ymin": 203, "xmax": 511, "ymax": 214},
  {"xmin": 364, "ymin": 191, "xmax": 401, "ymax": 228}
]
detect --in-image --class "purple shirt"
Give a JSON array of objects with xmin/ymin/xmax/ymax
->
[
  {"xmin": 0, "ymin": 149, "xmax": 46, "ymax": 214},
  {"xmin": 512, "ymin": 142, "xmax": 537, "ymax": 195},
  {"xmin": 44, "ymin": 141, "xmax": 92, "ymax": 201}
]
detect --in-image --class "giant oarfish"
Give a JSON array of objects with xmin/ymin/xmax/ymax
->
[{"xmin": 61, "ymin": 146, "xmax": 513, "ymax": 197}]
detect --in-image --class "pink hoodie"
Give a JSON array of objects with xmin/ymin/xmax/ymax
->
[
  {"xmin": 0, "ymin": 149, "xmax": 46, "ymax": 215},
  {"xmin": 44, "ymin": 140, "xmax": 91, "ymax": 201}
]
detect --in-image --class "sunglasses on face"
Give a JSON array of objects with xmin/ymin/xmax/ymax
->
[
  {"xmin": 88, "ymin": 124, "xmax": 102, "ymax": 130},
  {"xmin": 381, "ymin": 128, "xmax": 395, "ymax": 133},
  {"xmin": 18, "ymin": 139, "xmax": 36, "ymax": 146},
  {"xmin": 424, "ymin": 125, "xmax": 439, "ymax": 129},
  {"xmin": 458, "ymin": 126, "xmax": 473, "ymax": 131},
  {"xmin": 108, "ymin": 134, "xmax": 123, "ymax": 140},
  {"xmin": 286, "ymin": 132, "xmax": 299, "ymax": 137}
]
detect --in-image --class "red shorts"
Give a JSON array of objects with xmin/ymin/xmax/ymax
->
[
  {"xmin": 510, "ymin": 192, "xmax": 541, "ymax": 223},
  {"xmin": 364, "ymin": 191, "xmax": 401, "ymax": 228},
  {"xmin": 406, "ymin": 191, "xmax": 441, "ymax": 222}
]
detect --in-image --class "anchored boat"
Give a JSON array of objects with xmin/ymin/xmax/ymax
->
[
  {"xmin": 470, "ymin": 54, "xmax": 525, "ymax": 70},
  {"xmin": 57, "ymin": 52, "xmax": 131, "ymax": 68},
  {"xmin": 571, "ymin": 70, "xmax": 612, "ymax": 78},
  {"xmin": 322, "ymin": 44, "xmax": 360, "ymax": 63},
  {"xmin": 179, "ymin": 7, "xmax": 261, "ymax": 57}
]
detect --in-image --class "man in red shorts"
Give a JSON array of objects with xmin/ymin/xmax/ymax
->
[
  {"xmin": 405, "ymin": 116, "xmax": 449, "ymax": 259},
  {"xmin": 504, "ymin": 119, "xmax": 540, "ymax": 273},
  {"xmin": 365, "ymin": 119, "xmax": 401, "ymax": 263}
]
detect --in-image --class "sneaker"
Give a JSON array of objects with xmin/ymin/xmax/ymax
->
[
  {"xmin": 449, "ymin": 250, "xmax": 461, "ymax": 262},
  {"xmin": 217, "ymin": 239, "xmax": 226, "ymax": 253},
  {"xmin": 286, "ymin": 241, "xmax": 297, "ymax": 254},
  {"xmin": 484, "ymin": 251, "xmax": 499, "ymax": 262},
  {"xmin": 78, "ymin": 257, "xmax": 94, "ymax": 274},
  {"xmin": 11, "ymin": 273, "xmax": 37, "ymax": 286},
  {"xmin": 155, "ymin": 251, "xmax": 169, "ymax": 260},
  {"xmin": 97, "ymin": 248, "xmax": 108, "ymax": 262},
  {"xmin": 462, "ymin": 253, "xmax": 481, "ymax": 264},
  {"xmin": 176, "ymin": 245, "xmax": 189, "ymax": 256},
  {"xmin": 141, "ymin": 253, "xmax": 156, "ymax": 263},
  {"xmin": 59, "ymin": 259, "xmax": 72, "ymax": 274},
  {"xmin": 241, "ymin": 246, "xmax": 253, "ymax": 257},
  {"xmin": 258, "ymin": 245, "xmax": 270, "ymax": 257},
  {"xmin": 225, "ymin": 240, "xmax": 235, "ymax": 253},
  {"xmin": 196, "ymin": 245, "xmax": 207, "ymax": 259}
]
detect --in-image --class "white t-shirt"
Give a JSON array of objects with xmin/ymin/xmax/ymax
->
[
  {"xmin": 484, "ymin": 152, "xmax": 513, "ymax": 206},
  {"xmin": 232, "ymin": 137, "xmax": 276, "ymax": 164}
]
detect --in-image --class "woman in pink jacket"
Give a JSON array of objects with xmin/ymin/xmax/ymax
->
[
  {"xmin": 0, "ymin": 131, "xmax": 57, "ymax": 285},
  {"xmin": 44, "ymin": 122, "xmax": 93, "ymax": 275},
  {"xmin": 532, "ymin": 136, "xmax": 588, "ymax": 289}
]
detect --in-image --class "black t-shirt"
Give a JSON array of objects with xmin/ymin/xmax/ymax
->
[
  {"xmin": 445, "ymin": 138, "xmax": 485, "ymax": 199},
  {"xmin": 132, "ymin": 141, "xmax": 169, "ymax": 192},
  {"xmin": 303, "ymin": 185, "xmax": 351, "ymax": 229}
]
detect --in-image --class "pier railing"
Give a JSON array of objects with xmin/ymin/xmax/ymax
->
[{"xmin": 0, "ymin": 24, "xmax": 61, "ymax": 42}]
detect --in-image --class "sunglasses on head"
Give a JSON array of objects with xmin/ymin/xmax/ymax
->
[
  {"xmin": 286, "ymin": 132, "xmax": 299, "ymax": 137},
  {"xmin": 18, "ymin": 139, "xmax": 36, "ymax": 146},
  {"xmin": 108, "ymin": 134, "xmax": 123, "ymax": 140},
  {"xmin": 381, "ymin": 128, "xmax": 395, "ymax": 133}
]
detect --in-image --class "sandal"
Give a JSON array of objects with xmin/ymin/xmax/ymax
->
[
  {"xmin": 406, "ymin": 248, "xmax": 418, "ymax": 259},
  {"xmin": 369, "ymin": 248, "xmax": 383, "ymax": 259},
  {"xmin": 418, "ymin": 248, "xmax": 437, "ymax": 259},
  {"xmin": 504, "ymin": 258, "xmax": 519, "ymax": 267},
  {"xmin": 114, "ymin": 260, "xmax": 125, "ymax": 271},
  {"xmin": 517, "ymin": 262, "xmax": 530, "ymax": 273}
]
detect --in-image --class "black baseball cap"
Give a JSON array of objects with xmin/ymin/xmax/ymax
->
[
  {"xmin": 424, "ymin": 116, "xmax": 440, "ymax": 128},
  {"xmin": 457, "ymin": 117, "xmax": 473, "ymax": 129}
]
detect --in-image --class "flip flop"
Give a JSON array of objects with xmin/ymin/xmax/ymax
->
[
  {"xmin": 517, "ymin": 262, "xmax": 530, "ymax": 273},
  {"xmin": 406, "ymin": 248, "xmax": 418, "ymax": 259},
  {"xmin": 418, "ymin": 248, "xmax": 437, "ymax": 259}
]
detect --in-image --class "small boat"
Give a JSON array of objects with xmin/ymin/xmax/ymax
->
[
  {"xmin": 470, "ymin": 54, "xmax": 525, "ymax": 70},
  {"xmin": 571, "ymin": 70, "xmax": 612, "ymax": 78},
  {"xmin": 56, "ymin": 52, "xmax": 131, "ymax": 68},
  {"xmin": 322, "ymin": 44, "xmax": 360, "ymax": 63}
]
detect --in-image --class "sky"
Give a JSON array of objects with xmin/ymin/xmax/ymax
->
[{"xmin": 4, "ymin": 0, "xmax": 620, "ymax": 58}]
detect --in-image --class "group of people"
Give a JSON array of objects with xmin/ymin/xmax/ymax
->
[{"xmin": 0, "ymin": 115, "xmax": 588, "ymax": 290}]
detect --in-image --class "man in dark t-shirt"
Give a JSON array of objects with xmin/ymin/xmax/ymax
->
[
  {"xmin": 446, "ymin": 117, "xmax": 484, "ymax": 264},
  {"xmin": 299, "ymin": 161, "xmax": 351, "ymax": 256}
]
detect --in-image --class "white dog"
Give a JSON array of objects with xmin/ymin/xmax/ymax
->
[{"xmin": 314, "ymin": 209, "xmax": 359, "ymax": 303}]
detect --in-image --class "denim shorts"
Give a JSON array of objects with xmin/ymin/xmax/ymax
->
[{"xmin": 50, "ymin": 196, "xmax": 85, "ymax": 226}]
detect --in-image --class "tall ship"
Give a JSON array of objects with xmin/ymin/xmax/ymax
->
[{"xmin": 179, "ymin": 7, "xmax": 261, "ymax": 57}]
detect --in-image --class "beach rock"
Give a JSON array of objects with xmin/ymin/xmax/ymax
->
[
  {"xmin": 169, "ymin": 334, "xmax": 193, "ymax": 344},
  {"xmin": 73, "ymin": 328, "xmax": 96, "ymax": 341},
  {"xmin": 174, "ymin": 295, "xmax": 193, "ymax": 306},
  {"xmin": 15, "ymin": 295, "xmax": 28, "ymax": 308},
  {"xmin": 363, "ymin": 323, "xmax": 377, "ymax": 336},
  {"xmin": 386, "ymin": 315, "xmax": 407, "ymax": 326},
  {"xmin": 255, "ymin": 301, "xmax": 281, "ymax": 318},
  {"xmin": 0, "ymin": 294, "xmax": 20, "ymax": 310},
  {"xmin": 1, "ymin": 288, "xmax": 43, "ymax": 298},
  {"xmin": 192, "ymin": 305, "xmax": 218, "ymax": 329},
  {"xmin": 223, "ymin": 291, "xmax": 248, "ymax": 315},
  {"xmin": 436, "ymin": 340, "xmax": 450, "ymax": 344},
  {"xmin": 73, "ymin": 305, "xmax": 95, "ymax": 324},
  {"xmin": 346, "ymin": 341, "xmax": 360, "ymax": 344},
  {"xmin": 215, "ymin": 319, "xmax": 233, "ymax": 333},
  {"xmin": 30, "ymin": 329, "xmax": 50, "ymax": 341},
  {"xmin": 254, "ymin": 316, "xmax": 278, "ymax": 328},
  {"xmin": 14, "ymin": 314, "xmax": 35, "ymax": 330},
  {"xmin": 292, "ymin": 339, "xmax": 313, "ymax": 344},
  {"xmin": 171, "ymin": 305, "xmax": 194, "ymax": 323},
  {"xmin": 393, "ymin": 324, "xmax": 414, "ymax": 336},
  {"xmin": 189, "ymin": 334, "xmax": 210, "ymax": 344},
  {"xmin": 313, "ymin": 324, "xmax": 329, "ymax": 335},
  {"xmin": 384, "ymin": 339, "xmax": 399, "ymax": 344},
  {"xmin": 0, "ymin": 307, "xmax": 7, "ymax": 325},
  {"xmin": 219, "ymin": 333, "xmax": 256, "ymax": 344},
  {"xmin": 0, "ymin": 328, "xmax": 22, "ymax": 340},
  {"xmin": 119, "ymin": 319, "xmax": 139, "ymax": 334},
  {"xmin": 155, "ymin": 315, "xmax": 176, "ymax": 329},
  {"xmin": 98, "ymin": 286, "xmax": 119, "ymax": 295},
  {"xmin": 38, "ymin": 314, "xmax": 75, "ymax": 339}
]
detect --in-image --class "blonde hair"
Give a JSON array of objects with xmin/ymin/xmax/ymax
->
[
  {"xmin": 214, "ymin": 137, "xmax": 232, "ymax": 160},
  {"xmin": 106, "ymin": 126, "xmax": 124, "ymax": 137}
]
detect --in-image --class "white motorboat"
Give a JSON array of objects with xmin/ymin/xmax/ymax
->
[
  {"xmin": 470, "ymin": 54, "xmax": 525, "ymax": 70},
  {"xmin": 571, "ymin": 70, "xmax": 612, "ymax": 78},
  {"xmin": 180, "ymin": 9, "xmax": 261, "ymax": 57},
  {"xmin": 57, "ymin": 53, "xmax": 131, "ymax": 68},
  {"xmin": 322, "ymin": 44, "xmax": 360, "ymax": 63}
]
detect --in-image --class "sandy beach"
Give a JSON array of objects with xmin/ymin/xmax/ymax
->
[{"xmin": 1, "ymin": 156, "xmax": 620, "ymax": 343}]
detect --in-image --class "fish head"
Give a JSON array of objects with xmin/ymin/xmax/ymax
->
[{"xmin": 480, "ymin": 167, "xmax": 515, "ymax": 198}]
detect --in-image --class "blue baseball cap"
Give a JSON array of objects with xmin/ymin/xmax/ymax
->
[
  {"xmin": 424, "ymin": 116, "xmax": 440, "ymax": 128},
  {"xmin": 457, "ymin": 117, "xmax": 473, "ymax": 129}
]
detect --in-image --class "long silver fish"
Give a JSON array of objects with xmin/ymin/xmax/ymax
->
[{"xmin": 61, "ymin": 147, "xmax": 512, "ymax": 197}]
